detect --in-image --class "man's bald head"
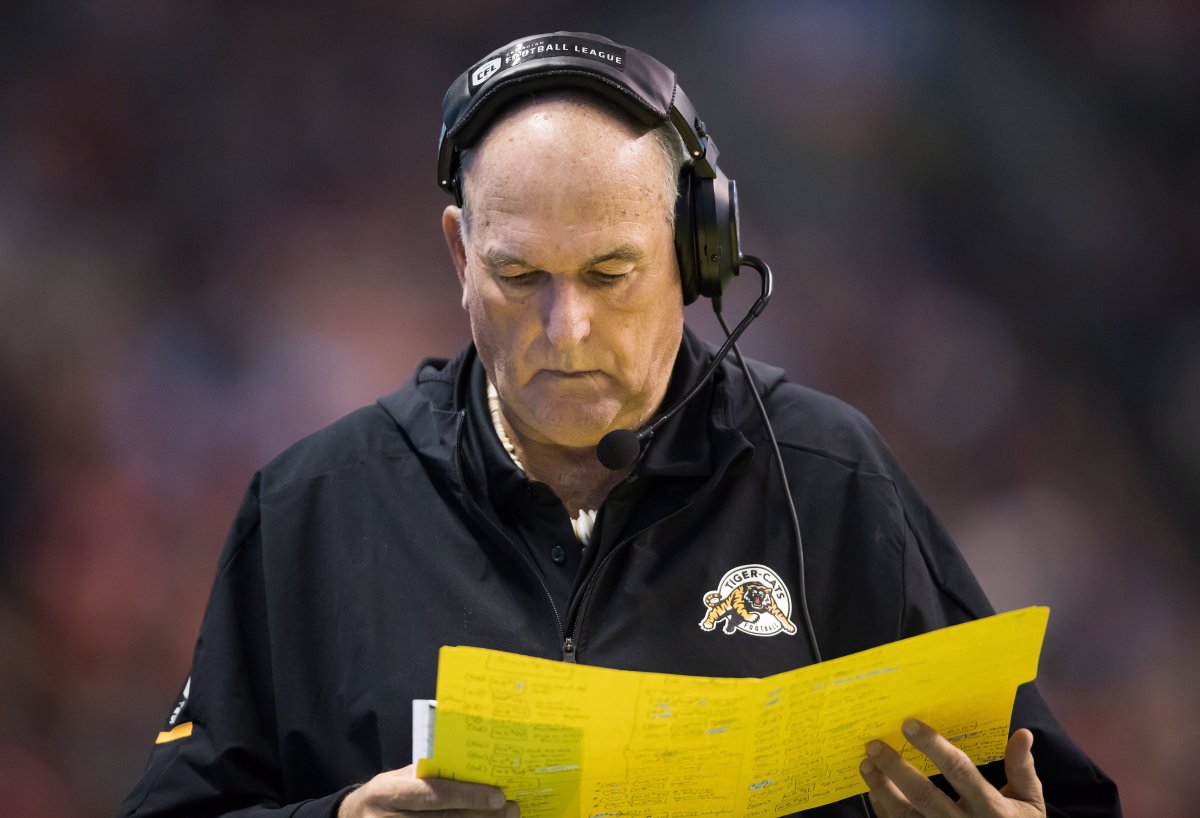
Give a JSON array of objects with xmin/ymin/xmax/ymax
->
[{"xmin": 456, "ymin": 92, "xmax": 686, "ymax": 240}]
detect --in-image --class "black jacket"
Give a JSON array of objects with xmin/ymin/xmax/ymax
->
[{"xmin": 119, "ymin": 329, "xmax": 1120, "ymax": 817}]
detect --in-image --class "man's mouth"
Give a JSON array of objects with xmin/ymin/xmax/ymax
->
[{"xmin": 543, "ymin": 369, "xmax": 599, "ymax": 378}]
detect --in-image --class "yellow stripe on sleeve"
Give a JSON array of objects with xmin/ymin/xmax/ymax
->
[{"xmin": 155, "ymin": 721, "xmax": 194, "ymax": 744}]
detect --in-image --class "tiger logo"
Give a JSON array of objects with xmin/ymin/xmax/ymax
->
[{"xmin": 699, "ymin": 565, "xmax": 796, "ymax": 637}]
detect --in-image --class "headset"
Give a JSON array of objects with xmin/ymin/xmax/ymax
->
[{"xmin": 437, "ymin": 31, "xmax": 741, "ymax": 306}]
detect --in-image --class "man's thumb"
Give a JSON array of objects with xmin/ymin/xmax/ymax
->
[{"xmin": 1002, "ymin": 728, "xmax": 1045, "ymax": 807}]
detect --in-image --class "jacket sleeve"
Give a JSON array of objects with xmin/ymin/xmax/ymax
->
[
  {"xmin": 118, "ymin": 475, "xmax": 356, "ymax": 818},
  {"xmin": 894, "ymin": 471, "xmax": 1122, "ymax": 817}
]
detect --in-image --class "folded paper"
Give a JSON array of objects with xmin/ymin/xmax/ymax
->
[{"xmin": 417, "ymin": 606, "xmax": 1049, "ymax": 816}]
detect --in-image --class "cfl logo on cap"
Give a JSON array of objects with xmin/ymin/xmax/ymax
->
[{"xmin": 470, "ymin": 57, "xmax": 502, "ymax": 89}]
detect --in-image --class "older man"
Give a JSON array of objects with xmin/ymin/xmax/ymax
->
[{"xmin": 120, "ymin": 32, "xmax": 1119, "ymax": 818}]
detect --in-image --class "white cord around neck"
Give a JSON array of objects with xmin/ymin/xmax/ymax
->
[
  {"xmin": 486, "ymin": 380, "xmax": 596, "ymax": 546},
  {"xmin": 487, "ymin": 380, "xmax": 526, "ymax": 472}
]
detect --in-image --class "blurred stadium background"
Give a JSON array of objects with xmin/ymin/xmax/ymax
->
[{"xmin": 0, "ymin": 1, "xmax": 1196, "ymax": 815}]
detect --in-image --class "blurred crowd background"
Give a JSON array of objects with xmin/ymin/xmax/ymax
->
[{"xmin": 1, "ymin": 1, "xmax": 1196, "ymax": 815}]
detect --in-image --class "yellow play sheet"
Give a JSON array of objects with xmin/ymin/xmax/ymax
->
[{"xmin": 416, "ymin": 606, "xmax": 1048, "ymax": 817}]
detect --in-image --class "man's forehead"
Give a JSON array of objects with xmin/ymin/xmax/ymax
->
[{"xmin": 468, "ymin": 172, "xmax": 666, "ymax": 218}]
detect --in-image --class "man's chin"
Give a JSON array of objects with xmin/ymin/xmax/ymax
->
[
  {"xmin": 511, "ymin": 393, "xmax": 617, "ymax": 442},
  {"xmin": 520, "ymin": 411, "xmax": 625, "ymax": 451},
  {"xmin": 534, "ymin": 425, "xmax": 614, "ymax": 452},
  {"xmin": 504, "ymin": 389, "xmax": 643, "ymax": 451}
]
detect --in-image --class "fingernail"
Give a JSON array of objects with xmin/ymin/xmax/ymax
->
[
  {"xmin": 865, "ymin": 740, "xmax": 882, "ymax": 757},
  {"xmin": 859, "ymin": 758, "xmax": 876, "ymax": 777},
  {"xmin": 489, "ymin": 793, "xmax": 505, "ymax": 809},
  {"xmin": 902, "ymin": 719, "xmax": 920, "ymax": 739}
]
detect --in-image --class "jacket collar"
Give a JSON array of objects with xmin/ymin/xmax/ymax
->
[{"xmin": 634, "ymin": 327, "xmax": 740, "ymax": 478}]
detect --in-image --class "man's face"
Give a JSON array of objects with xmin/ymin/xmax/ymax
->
[{"xmin": 443, "ymin": 98, "xmax": 684, "ymax": 450}]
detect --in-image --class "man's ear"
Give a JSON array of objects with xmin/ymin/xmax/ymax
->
[{"xmin": 442, "ymin": 205, "xmax": 469, "ymax": 309}]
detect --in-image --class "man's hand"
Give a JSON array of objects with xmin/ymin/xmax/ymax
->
[
  {"xmin": 859, "ymin": 719, "xmax": 1046, "ymax": 818},
  {"xmin": 337, "ymin": 765, "xmax": 518, "ymax": 818}
]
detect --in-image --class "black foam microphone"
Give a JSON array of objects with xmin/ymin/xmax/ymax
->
[
  {"xmin": 595, "ymin": 427, "xmax": 646, "ymax": 471},
  {"xmin": 596, "ymin": 255, "xmax": 773, "ymax": 471}
]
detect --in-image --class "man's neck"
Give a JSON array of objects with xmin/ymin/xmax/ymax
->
[
  {"xmin": 500, "ymin": 414, "xmax": 631, "ymax": 514},
  {"xmin": 522, "ymin": 438, "xmax": 629, "ymax": 514}
]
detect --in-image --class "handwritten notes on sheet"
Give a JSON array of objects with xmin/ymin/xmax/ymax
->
[{"xmin": 416, "ymin": 606, "xmax": 1048, "ymax": 817}]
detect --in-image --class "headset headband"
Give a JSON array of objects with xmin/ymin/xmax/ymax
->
[{"xmin": 438, "ymin": 32, "xmax": 719, "ymax": 197}]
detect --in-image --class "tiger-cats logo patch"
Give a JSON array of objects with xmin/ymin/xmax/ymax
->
[{"xmin": 699, "ymin": 564, "xmax": 797, "ymax": 637}]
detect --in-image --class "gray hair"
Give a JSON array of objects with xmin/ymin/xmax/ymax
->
[{"xmin": 458, "ymin": 93, "xmax": 687, "ymax": 240}]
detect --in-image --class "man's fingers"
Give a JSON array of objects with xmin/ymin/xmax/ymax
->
[
  {"xmin": 898, "ymin": 719, "xmax": 1005, "ymax": 813},
  {"xmin": 382, "ymin": 773, "xmax": 508, "ymax": 812},
  {"xmin": 859, "ymin": 754, "xmax": 908, "ymax": 818},
  {"xmin": 343, "ymin": 765, "xmax": 514, "ymax": 816},
  {"xmin": 1001, "ymin": 728, "xmax": 1045, "ymax": 809},
  {"xmin": 862, "ymin": 736, "xmax": 959, "ymax": 816}
]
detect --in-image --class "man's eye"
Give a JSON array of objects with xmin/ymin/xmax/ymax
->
[
  {"xmin": 591, "ymin": 271, "xmax": 629, "ymax": 286},
  {"xmin": 498, "ymin": 270, "xmax": 542, "ymax": 285}
]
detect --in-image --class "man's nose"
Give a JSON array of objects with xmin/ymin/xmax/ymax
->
[{"xmin": 542, "ymin": 278, "xmax": 591, "ymax": 351}]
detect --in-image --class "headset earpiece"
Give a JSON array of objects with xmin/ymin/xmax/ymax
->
[
  {"xmin": 676, "ymin": 166, "xmax": 741, "ymax": 304},
  {"xmin": 703, "ymin": 174, "xmax": 740, "ymax": 299}
]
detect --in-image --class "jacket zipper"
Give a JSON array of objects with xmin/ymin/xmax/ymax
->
[
  {"xmin": 566, "ymin": 498, "xmax": 697, "ymax": 659},
  {"xmin": 453, "ymin": 411, "xmax": 569, "ymax": 654}
]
